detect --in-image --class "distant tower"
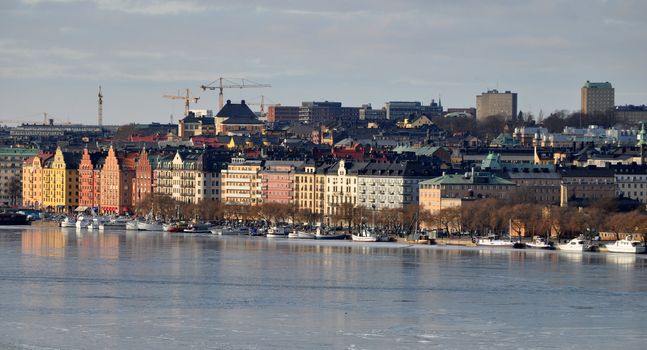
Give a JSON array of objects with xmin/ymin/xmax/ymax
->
[{"xmin": 98, "ymin": 86, "xmax": 103, "ymax": 126}]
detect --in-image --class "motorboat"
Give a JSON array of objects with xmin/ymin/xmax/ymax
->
[
  {"xmin": 476, "ymin": 234, "xmax": 515, "ymax": 247},
  {"xmin": 266, "ymin": 226, "xmax": 290, "ymax": 238},
  {"xmin": 352, "ymin": 227, "xmax": 378, "ymax": 242},
  {"xmin": 526, "ymin": 236, "xmax": 555, "ymax": 249},
  {"xmin": 288, "ymin": 231, "xmax": 300, "ymax": 239},
  {"xmin": 314, "ymin": 226, "xmax": 347, "ymax": 240},
  {"xmin": 137, "ymin": 221, "xmax": 164, "ymax": 231},
  {"xmin": 99, "ymin": 218, "xmax": 130, "ymax": 230},
  {"xmin": 211, "ymin": 226, "xmax": 249, "ymax": 236},
  {"xmin": 125, "ymin": 220, "xmax": 139, "ymax": 230},
  {"xmin": 75, "ymin": 214, "xmax": 90, "ymax": 229},
  {"xmin": 184, "ymin": 223, "xmax": 213, "ymax": 234},
  {"xmin": 163, "ymin": 222, "xmax": 188, "ymax": 232},
  {"xmin": 558, "ymin": 237, "xmax": 589, "ymax": 252},
  {"xmin": 60, "ymin": 216, "xmax": 76, "ymax": 228},
  {"xmin": 294, "ymin": 231, "xmax": 316, "ymax": 239},
  {"xmin": 606, "ymin": 236, "xmax": 646, "ymax": 254}
]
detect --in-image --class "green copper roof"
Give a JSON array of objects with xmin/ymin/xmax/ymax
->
[
  {"xmin": 583, "ymin": 81, "xmax": 612, "ymax": 89},
  {"xmin": 420, "ymin": 173, "xmax": 515, "ymax": 186},
  {"xmin": 637, "ymin": 122, "xmax": 647, "ymax": 147}
]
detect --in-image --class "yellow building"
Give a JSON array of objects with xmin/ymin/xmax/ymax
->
[
  {"xmin": 323, "ymin": 160, "xmax": 362, "ymax": 223},
  {"xmin": 293, "ymin": 163, "xmax": 328, "ymax": 216},
  {"xmin": 42, "ymin": 147, "xmax": 80, "ymax": 212},
  {"xmin": 22, "ymin": 153, "xmax": 53, "ymax": 209}
]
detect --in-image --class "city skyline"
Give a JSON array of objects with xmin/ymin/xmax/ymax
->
[{"xmin": 1, "ymin": 0, "xmax": 646, "ymax": 124}]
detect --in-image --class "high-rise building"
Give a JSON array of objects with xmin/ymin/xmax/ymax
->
[
  {"xmin": 385, "ymin": 100, "xmax": 443, "ymax": 120},
  {"xmin": 581, "ymin": 81, "xmax": 614, "ymax": 115},
  {"xmin": 476, "ymin": 89, "xmax": 517, "ymax": 120},
  {"xmin": 267, "ymin": 106, "xmax": 300, "ymax": 123}
]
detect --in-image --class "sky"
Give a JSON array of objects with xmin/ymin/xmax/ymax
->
[{"xmin": 0, "ymin": 0, "xmax": 646, "ymax": 125}]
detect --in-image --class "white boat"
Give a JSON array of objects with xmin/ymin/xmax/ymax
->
[
  {"xmin": 296, "ymin": 231, "xmax": 316, "ymax": 239},
  {"xmin": 352, "ymin": 227, "xmax": 378, "ymax": 242},
  {"xmin": 184, "ymin": 223, "xmax": 212, "ymax": 234},
  {"xmin": 125, "ymin": 220, "xmax": 139, "ymax": 230},
  {"xmin": 288, "ymin": 231, "xmax": 300, "ymax": 239},
  {"xmin": 558, "ymin": 237, "xmax": 589, "ymax": 252},
  {"xmin": 476, "ymin": 234, "xmax": 515, "ymax": 247},
  {"xmin": 211, "ymin": 226, "xmax": 249, "ymax": 235},
  {"xmin": 60, "ymin": 216, "xmax": 76, "ymax": 228},
  {"xmin": 606, "ymin": 236, "xmax": 646, "ymax": 254},
  {"xmin": 75, "ymin": 214, "xmax": 90, "ymax": 229},
  {"xmin": 87, "ymin": 222, "xmax": 99, "ymax": 230},
  {"xmin": 99, "ymin": 218, "xmax": 130, "ymax": 230},
  {"xmin": 526, "ymin": 237, "xmax": 554, "ymax": 249},
  {"xmin": 137, "ymin": 221, "xmax": 164, "ymax": 231},
  {"xmin": 266, "ymin": 226, "xmax": 290, "ymax": 238}
]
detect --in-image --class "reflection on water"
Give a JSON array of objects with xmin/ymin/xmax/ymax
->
[{"xmin": 0, "ymin": 227, "xmax": 646, "ymax": 349}]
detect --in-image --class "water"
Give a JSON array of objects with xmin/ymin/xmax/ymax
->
[{"xmin": 1, "ymin": 226, "xmax": 646, "ymax": 349}]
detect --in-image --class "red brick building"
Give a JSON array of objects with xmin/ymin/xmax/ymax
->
[
  {"xmin": 100, "ymin": 146, "xmax": 135, "ymax": 214},
  {"xmin": 78, "ymin": 148, "xmax": 104, "ymax": 210},
  {"xmin": 132, "ymin": 148, "xmax": 154, "ymax": 208}
]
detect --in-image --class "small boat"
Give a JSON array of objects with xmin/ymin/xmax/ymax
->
[
  {"xmin": 75, "ymin": 214, "xmax": 90, "ymax": 229},
  {"xmin": 606, "ymin": 236, "xmax": 646, "ymax": 254},
  {"xmin": 184, "ymin": 223, "xmax": 212, "ymax": 234},
  {"xmin": 99, "ymin": 218, "xmax": 130, "ymax": 230},
  {"xmin": 125, "ymin": 220, "xmax": 139, "ymax": 230},
  {"xmin": 137, "ymin": 221, "xmax": 164, "ymax": 231},
  {"xmin": 296, "ymin": 231, "xmax": 316, "ymax": 239},
  {"xmin": 212, "ymin": 226, "xmax": 249, "ymax": 235},
  {"xmin": 60, "ymin": 216, "xmax": 76, "ymax": 228},
  {"xmin": 352, "ymin": 227, "xmax": 378, "ymax": 242},
  {"xmin": 526, "ymin": 237, "xmax": 554, "ymax": 249},
  {"xmin": 266, "ymin": 226, "xmax": 290, "ymax": 238},
  {"xmin": 557, "ymin": 237, "xmax": 589, "ymax": 252},
  {"xmin": 163, "ymin": 222, "xmax": 188, "ymax": 232},
  {"xmin": 476, "ymin": 234, "xmax": 515, "ymax": 247},
  {"xmin": 288, "ymin": 231, "xmax": 300, "ymax": 239},
  {"xmin": 0, "ymin": 212, "xmax": 30, "ymax": 225}
]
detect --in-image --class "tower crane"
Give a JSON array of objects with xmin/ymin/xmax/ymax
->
[
  {"xmin": 245, "ymin": 95, "xmax": 281, "ymax": 115},
  {"xmin": 163, "ymin": 88, "xmax": 200, "ymax": 117},
  {"xmin": 200, "ymin": 77, "xmax": 271, "ymax": 110}
]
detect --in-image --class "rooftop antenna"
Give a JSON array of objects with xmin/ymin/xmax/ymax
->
[{"xmin": 98, "ymin": 85, "xmax": 103, "ymax": 126}]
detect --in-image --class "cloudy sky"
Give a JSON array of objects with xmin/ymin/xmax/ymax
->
[{"xmin": 0, "ymin": 0, "xmax": 646, "ymax": 124}]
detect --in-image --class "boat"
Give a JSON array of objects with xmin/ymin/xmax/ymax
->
[
  {"xmin": 526, "ymin": 236, "xmax": 554, "ymax": 249},
  {"xmin": 137, "ymin": 221, "xmax": 164, "ymax": 231},
  {"xmin": 296, "ymin": 231, "xmax": 316, "ymax": 239},
  {"xmin": 266, "ymin": 225, "xmax": 290, "ymax": 238},
  {"xmin": 184, "ymin": 223, "xmax": 212, "ymax": 234},
  {"xmin": 314, "ymin": 226, "xmax": 347, "ymax": 240},
  {"xmin": 557, "ymin": 237, "xmax": 589, "ymax": 252},
  {"xmin": 288, "ymin": 231, "xmax": 300, "ymax": 239},
  {"xmin": 352, "ymin": 227, "xmax": 378, "ymax": 242},
  {"xmin": 163, "ymin": 222, "xmax": 188, "ymax": 232},
  {"xmin": 476, "ymin": 234, "xmax": 515, "ymax": 247},
  {"xmin": 75, "ymin": 214, "xmax": 90, "ymax": 229},
  {"xmin": 0, "ymin": 212, "xmax": 30, "ymax": 225},
  {"xmin": 211, "ymin": 226, "xmax": 249, "ymax": 235},
  {"xmin": 60, "ymin": 216, "xmax": 76, "ymax": 228},
  {"xmin": 125, "ymin": 220, "xmax": 139, "ymax": 230},
  {"xmin": 606, "ymin": 236, "xmax": 646, "ymax": 254},
  {"xmin": 99, "ymin": 218, "xmax": 130, "ymax": 230}
]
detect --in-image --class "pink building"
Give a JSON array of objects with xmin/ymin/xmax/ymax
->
[{"xmin": 260, "ymin": 161, "xmax": 301, "ymax": 205}]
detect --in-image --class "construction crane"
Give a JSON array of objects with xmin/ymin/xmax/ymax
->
[
  {"xmin": 246, "ymin": 95, "xmax": 281, "ymax": 115},
  {"xmin": 200, "ymin": 77, "xmax": 271, "ymax": 110},
  {"xmin": 98, "ymin": 86, "xmax": 103, "ymax": 126},
  {"xmin": 0, "ymin": 112, "xmax": 51, "ymax": 125},
  {"xmin": 163, "ymin": 88, "xmax": 200, "ymax": 117}
]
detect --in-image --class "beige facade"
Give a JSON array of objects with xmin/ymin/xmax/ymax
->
[
  {"xmin": 293, "ymin": 164, "xmax": 327, "ymax": 216},
  {"xmin": 153, "ymin": 150, "xmax": 221, "ymax": 204},
  {"xmin": 476, "ymin": 89, "xmax": 517, "ymax": 120},
  {"xmin": 323, "ymin": 160, "xmax": 360, "ymax": 222},
  {"xmin": 220, "ymin": 158, "xmax": 262, "ymax": 205},
  {"xmin": 581, "ymin": 81, "xmax": 614, "ymax": 114}
]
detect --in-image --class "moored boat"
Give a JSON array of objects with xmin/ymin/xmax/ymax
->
[
  {"xmin": 557, "ymin": 237, "xmax": 589, "ymax": 252},
  {"xmin": 476, "ymin": 234, "xmax": 515, "ymax": 247},
  {"xmin": 75, "ymin": 214, "xmax": 90, "ymax": 229},
  {"xmin": 211, "ymin": 226, "xmax": 249, "ymax": 235},
  {"xmin": 266, "ymin": 225, "xmax": 290, "ymax": 238},
  {"xmin": 99, "ymin": 218, "xmax": 130, "ymax": 230},
  {"xmin": 137, "ymin": 221, "xmax": 164, "ymax": 231},
  {"xmin": 125, "ymin": 220, "xmax": 139, "ymax": 230},
  {"xmin": 606, "ymin": 236, "xmax": 646, "ymax": 254},
  {"xmin": 0, "ymin": 212, "xmax": 30, "ymax": 225},
  {"xmin": 184, "ymin": 223, "xmax": 212, "ymax": 234},
  {"xmin": 60, "ymin": 216, "xmax": 76, "ymax": 228},
  {"xmin": 526, "ymin": 237, "xmax": 554, "ymax": 249},
  {"xmin": 352, "ymin": 227, "xmax": 378, "ymax": 242},
  {"xmin": 296, "ymin": 231, "xmax": 316, "ymax": 239}
]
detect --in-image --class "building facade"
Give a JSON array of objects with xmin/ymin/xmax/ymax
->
[
  {"xmin": 581, "ymin": 81, "xmax": 614, "ymax": 115},
  {"xmin": 131, "ymin": 148, "xmax": 154, "ymax": 208},
  {"xmin": 476, "ymin": 89, "xmax": 518, "ymax": 120},
  {"xmin": 0, "ymin": 147, "xmax": 38, "ymax": 206},
  {"xmin": 220, "ymin": 158, "xmax": 263, "ymax": 205},
  {"xmin": 41, "ymin": 147, "xmax": 79, "ymax": 212},
  {"xmin": 100, "ymin": 146, "xmax": 135, "ymax": 214},
  {"xmin": 77, "ymin": 148, "xmax": 103, "ymax": 210},
  {"xmin": 154, "ymin": 149, "xmax": 222, "ymax": 204}
]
